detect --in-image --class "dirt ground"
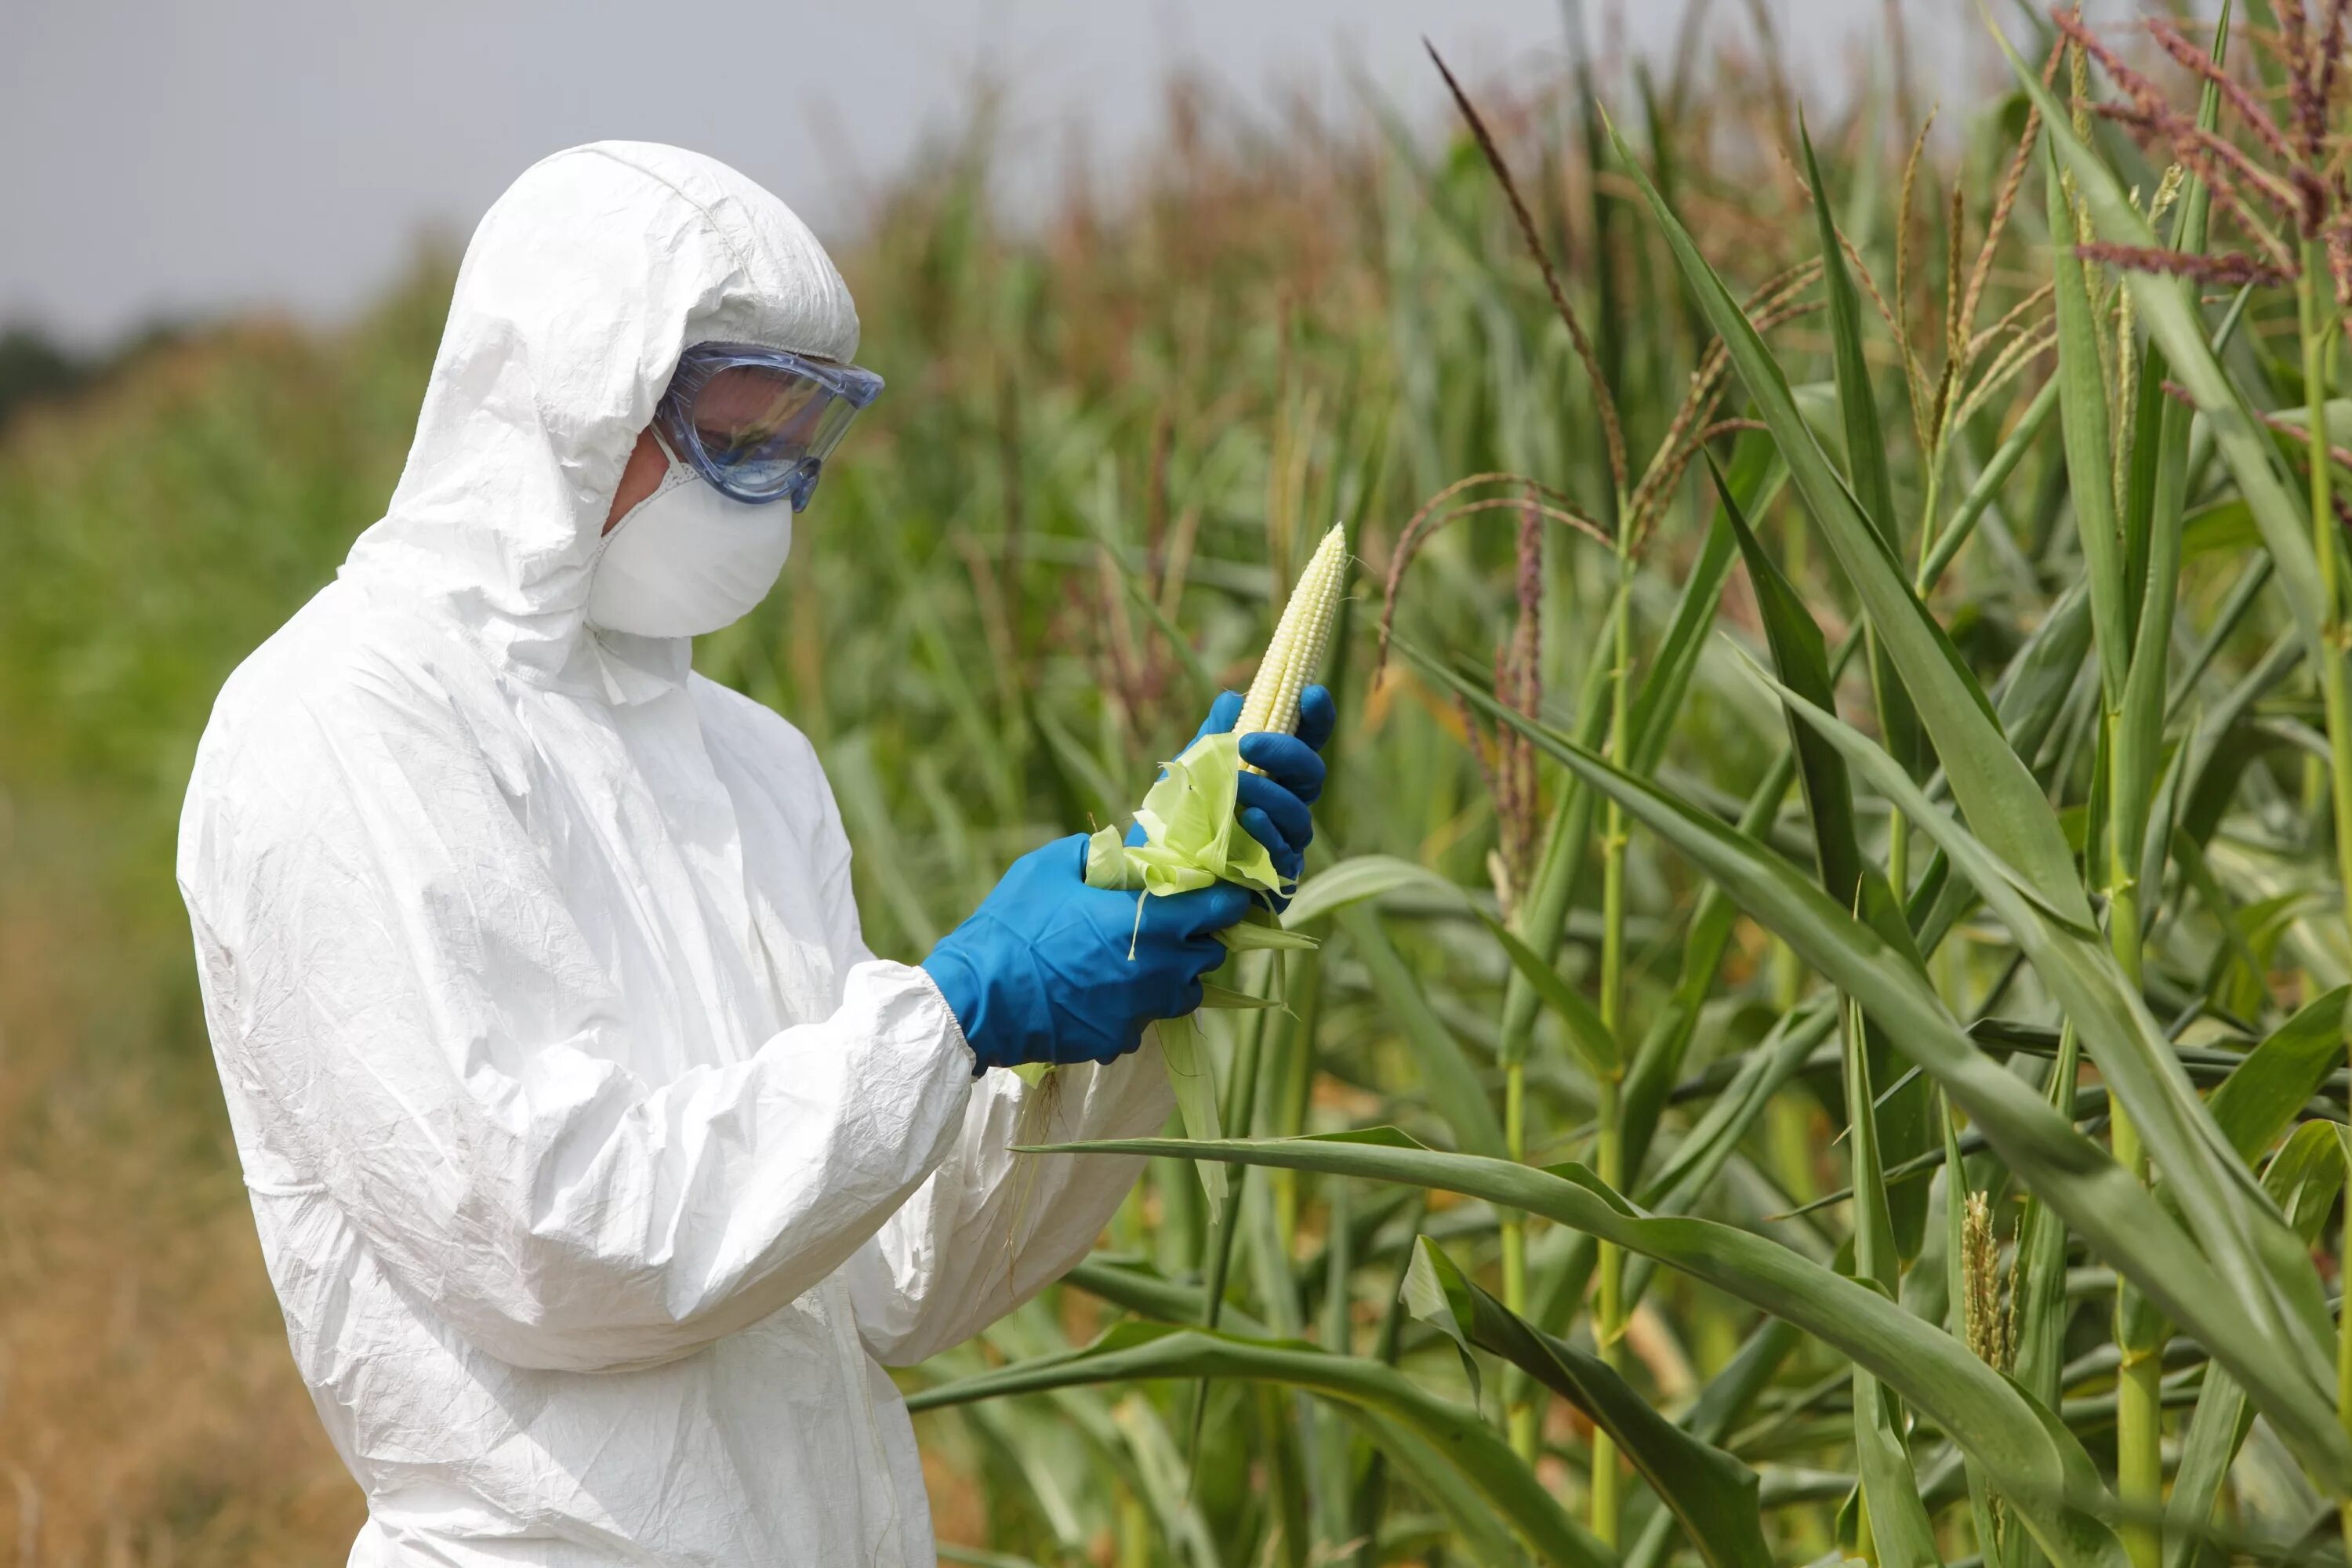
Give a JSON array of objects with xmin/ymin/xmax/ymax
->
[{"xmin": 0, "ymin": 868, "xmax": 364, "ymax": 1566}]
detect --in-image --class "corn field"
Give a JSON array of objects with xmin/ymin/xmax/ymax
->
[{"xmin": 14, "ymin": 4, "xmax": 2352, "ymax": 1565}]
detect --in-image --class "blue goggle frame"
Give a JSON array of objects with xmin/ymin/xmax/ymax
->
[{"xmin": 653, "ymin": 342, "xmax": 885, "ymax": 510}]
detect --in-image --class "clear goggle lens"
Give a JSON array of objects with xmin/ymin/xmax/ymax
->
[{"xmin": 655, "ymin": 344, "xmax": 884, "ymax": 509}]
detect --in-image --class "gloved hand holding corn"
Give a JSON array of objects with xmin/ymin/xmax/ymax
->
[
  {"xmin": 1085, "ymin": 520, "xmax": 1348, "ymax": 922},
  {"xmin": 920, "ymin": 521, "xmax": 1345, "ymax": 1117},
  {"xmin": 1076, "ymin": 521, "xmax": 1348, "ymax": 1207}
]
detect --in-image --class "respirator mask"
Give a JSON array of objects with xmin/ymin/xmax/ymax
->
[{"xmin": 586, "ymin": 342, "xmax": 884, "ymax": 639}]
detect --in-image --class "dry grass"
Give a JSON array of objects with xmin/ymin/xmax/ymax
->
[{"xmin": 0, "ymin": 818, "xmax": 361, "ymax": 1565}]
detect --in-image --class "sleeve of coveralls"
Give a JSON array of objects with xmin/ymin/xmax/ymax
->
[
  {"xmin": 801, "ymin": 795, "xmax": 1178, "ymax": 1367},
  {"xmin": 842, "ymin": 1044, "xmax": 1175, "ymax": 1365},
  {"xmin": 176, "ymin": 655, "xmax": 978, "ymax": 1374}
]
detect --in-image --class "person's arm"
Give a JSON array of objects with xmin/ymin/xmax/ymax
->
[
  {"xmin": 826, "ymin": 689, "xmax": 1334, "ymax": 1364},
  {"xmin": 180, "ymin": 662, "xmax": 977, "ymax": 1375},
  {"xmin": 843, "ymin": 1049, "xmax": 1173, "ymax": 1366},
  {"xmin": 745, "ymin": 745, "xmax": 1167, "ymax": 1364}
]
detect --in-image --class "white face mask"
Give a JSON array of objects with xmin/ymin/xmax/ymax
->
[{"xmin": 585, "ymin": 445, "xmax": 794, "ymax": 639}]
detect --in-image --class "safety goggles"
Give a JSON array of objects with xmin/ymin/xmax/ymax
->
[{"xmin": 652, "ymin": 342, "xmax": 884, "ymax": 510}]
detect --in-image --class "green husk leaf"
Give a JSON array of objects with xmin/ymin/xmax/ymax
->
[{"xmin": 1085, "ymin": 731, "xmax": 1285, "ymax": 898}]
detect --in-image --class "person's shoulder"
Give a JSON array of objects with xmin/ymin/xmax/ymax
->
[
  {"xmin": 194, "ymin": 583, "xmax": 483, "ymax": 782},
  {"xmin": 687, "ymin": 673, "xmax": 822, "ymax": 777}
]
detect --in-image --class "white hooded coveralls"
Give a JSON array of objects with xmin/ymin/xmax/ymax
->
[{"xmin": 176, "ymin": 142, "xmax": 1172, "ymax": 1566}]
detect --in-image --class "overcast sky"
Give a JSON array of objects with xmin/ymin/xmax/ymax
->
[{"xmin": 4, "ymin": 0, "xmax": 2055, "ymax": 346}]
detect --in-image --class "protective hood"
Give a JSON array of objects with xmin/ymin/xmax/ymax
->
[{"xmin": 341, "ymin": 140, "xmax": 859, "ymax": 680}]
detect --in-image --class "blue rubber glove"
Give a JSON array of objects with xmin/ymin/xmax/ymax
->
[
  {"xmin": 922, "ymin": 834, "xmax": 1253, "ymax": 1073},
  {"xmin": 1129, "ymin": 684, "xmax": 1336, "ymax": 904}
]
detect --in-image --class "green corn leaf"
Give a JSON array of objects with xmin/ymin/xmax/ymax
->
[
  {"xmin": 1333, "ymin": 905, "xmax": 1508, "ymax": 1159},
  {"xmin": 1628, "ymin": 505, "xmax": 1739, "ymax": 775},
  {"xmin": 1033, "ymin": 705, "xmax": 1132, "ymax": 838},
  {"xmin": 2045, "ymin": 139, "xmax": 2128, "ymax": 710},
  {"xmin": 2122, "ymin": 16, "xmax": 2222, "ymax": 877},
  {"xmin": 1621, "ymin": 1318, "xmax": 1806, "ymax": 1568},
  {"xmin": 1611, "ymin": 111, "xmax": 2091, "ymax": 926},
  {"xmin": 1105, "ymin": 1392, "xmax": 1225, "ymax": 1568},
  {"xmin": 1472, "ymin": 907, "xmax": 1618, "ymax": 1075},
  {"xmin": 1618, "ymin": 688, "xmax": 1822, "ymax": 1185},
  {"xmin": 2165, "ymin": 1116, "xmax": 2344, "ymax": 1568},
  {"xmin": 2202, "ymin": 986, "xmax": 2352, "ymax": 1163},
  {"xmin": 1717, "ymin": 455, "xmax": 1933, "ymax": 1251},
  {"xmin": 1838, "ymin": 993, "xmax": 1939, "ymax": 1568},
  {"xmin": 1628, "ymin": 437, "xmax": 1787, "ymax": 775},
  {"xmin": 906, "ymin": 1319, "xmax": 1606, "ymax": 1568},
  {"xmin": 1800, "ymin": 118, "xmax": 1898, "ymax": 554},
  {"xmin": 2178, "ymin": 633, "xmax": 2302, "ymax": 846},
  {"xmin": 1218, "ymin": 912, "xmax": 1320, "ymax": 953},
  {"xmin": 1994, "ymin": 580, "xmax": 2096, "ymax": 777},
  {"xmin": 1499, "ymin": 433, "xmax": 1778, "ymax": 1073},
  {"xmin": 1541, "ymin": 994, "xmax": 1838, "ymax": 1364},
  {"xmin": 1494, "ymin": 598, "xmax": 1620, "ymax": 1069},
  {"xmin": 1035, "ymin": 1129, "xmax": 2125, "ymax": 1568},
  {"xmin": 1730, "ymin": 655, "xmax": 2350, "ymax": 1487},
  {"xmin": 1197, "ymin": 982, "xmax": 1284, "ymax": 1011},
  {"xmin": 1922, "ymin": 377, "xmax": 2060, "ymax": 584},
  {"xmin": 1281, "ymin": 854, "xmax": 1465, "ymax": 929},
  {"xmin": 1612, "ymin": 877, "xmax": 1749, "ymax": 1180},
  {"xmin": 1403, "ymin": 1238, "xmax": 1773, "ymax": 1568},
  {"xmin": 1802, "ymin": 115, "xmax": 1927, "ymax": 782},
  {"xmin": 1849, "ymin": 1337, "xmax": 1940, "ymax": 1568},
  {"xmin": 2011, "ymin": 1022, "xmax": 2082, "ymax": 1417},
  {"xmin": 1403, "ymin": 633, "xmax": 2352, "ymax": 1491},
  {"xmin": 1619, "ymin": 996, "xmax": 1842, "ymax": 1319},
  {"xmin": 2169, "ymin": 828, "xmax": 2269, "ymax": 1006},
  {"xmin": 1352, "ymin": 1409, "xmax": 1536, "ymax": 1568},
  {"xmin": 1277, "ymin": 852, "xmax": 1619, "ymax": 1076},
  {"xmin": 1063, "ymin": 1255, "xmax": 1271, "ymax": 1341},
  {"xmin": 1994, "ymin": 29, "xmax": 2326, "ymax": 667},
  {"xmin": 1158, "ymin": 1016, "xmax": 1227, "ymax": 1218},
  {"xmin": 951, "ymin": 1399, "xmax": 1092, "ymax": 1557},
  {"xmin": 1719, "ymin": 460, "xmax": 1868, "ymax": 906}
]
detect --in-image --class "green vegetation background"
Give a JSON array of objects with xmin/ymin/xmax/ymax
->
[{"xmin": 8, "ymin": 17, "xmax": 2296, "ymax": 1565}]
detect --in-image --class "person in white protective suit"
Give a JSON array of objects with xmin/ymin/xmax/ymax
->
[{"xmin": 175, "ymin": 142, "xmax": 1334, "ymax": 1567}]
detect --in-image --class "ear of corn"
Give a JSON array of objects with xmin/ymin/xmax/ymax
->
[
  {"xmin": 1084, "ymin": 518, "xmax": 1349, "ymax": 904},
  {"xmin": 1236, "ymin": 521, "xmax": 1348, "ymax": 740}
]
